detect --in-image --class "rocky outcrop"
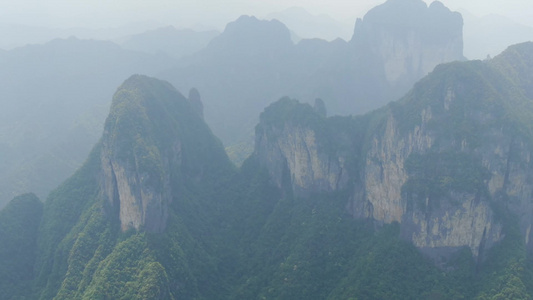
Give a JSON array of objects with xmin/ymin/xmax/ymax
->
[
  {"xmin": 352, "ymin": 0, "xmax": 464, "ymax": 88},
  {"xmin": 255, "ymin": 123, "xmax": 348, "ymax": 196},
  {"xmin": 254, "ymin": 99, "xmax": 349, "ymax": 196},
  {"xmin": 354, "ymin": 110, "xmax": 433, "ymax": 223},
  {"xmin": 99, "ymin": 75, "xmax": 230, "ymax": 233},
  {"xmin": 255, "ymin": 44, "xmax": 533, "ymax": 260},
  {"xmin": 100, "ymin": 76, "xmax": 179, "ymax": 233},
  {"xmin": 404, "ymin": 192, "xmax": 502, "ymax": 258},
  {"xmin": 100, "ymin": 147, "xmax": 174, "ymax": 233}
]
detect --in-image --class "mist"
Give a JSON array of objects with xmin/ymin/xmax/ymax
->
[{"xmin": 2, "ymin": 0, "xmax": 532, "ymax": 32}]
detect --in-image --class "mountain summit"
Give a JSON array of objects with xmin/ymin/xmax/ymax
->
[
  {"xmin": 352, "ymin": 0, "xmax": 464, "ymax": 90},
  {"xmin": 100, "ymin": 75, "xmax": 230, "ymax": 232}
]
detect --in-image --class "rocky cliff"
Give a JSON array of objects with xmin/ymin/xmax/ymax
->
[
  {"xmin": 352, "ymin": 0, "xmax": 464, "ymax": 90},
  {"xmin": 255, "ymin": 42, "xmax": 533, "ymax": 260},
  {"xmin": 100, "ymin": 75, "xmax": 227, "ymax": 233},
  {"xmin": 254, "ymin": 98, "xmax": 351, "ymax": 196}
]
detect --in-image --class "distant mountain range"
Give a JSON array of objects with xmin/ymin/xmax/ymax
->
[{"xmin": 117, "ymin": 26, "xmax": 219, "ymax": 59}]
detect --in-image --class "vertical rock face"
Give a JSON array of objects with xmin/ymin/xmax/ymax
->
[
  {"xmin": 100, "ymin": 76, "xmax": 180, "ymax": 232},
  {"xmin": 99, "ymin": 75, "xmax": 218, "ymax": 233},
  {"xmin": 254, "ymin": 98, "xmax": 349, "ymax": 196},
  {"xmin": 255, "ymin": 122, "xmax": 348, "ymax": 196},
  {"xmin": 355, "ymin": 110, "xmax": 433, "ymax": 223},
  {"xmin": 352, "ymin": 0, "xmax": 464, "ymax": 89},
  {"xmin": 99, "ymin": 75, "xmax": 229, "ymax": 233},
  {"xmin": 100, "ymin": 146, "xmax": 175, "ymax": 233},
  {"xmin": 255, "ymin": 43, "xmax": 533, "ymax": 260},
  {"xmin": 404, "ymin": 192, "xmax": 502, "ymax": 258}
]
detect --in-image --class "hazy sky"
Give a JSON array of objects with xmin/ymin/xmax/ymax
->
[{"xmin": 1, "ymin": 0, "xmax": 533, "ymax": 29}]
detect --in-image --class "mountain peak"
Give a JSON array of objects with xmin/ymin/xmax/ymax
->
[
  {"xmin": 100, "ymin": 75, "xmax": 228, "ymax": 232},
  {"xmin": 207, "ymin": 15, "xmax": 293, "ymax": 54},
  {"xmin": 351, "ymin": 0, "xmax": 463, "ymax": 88}
]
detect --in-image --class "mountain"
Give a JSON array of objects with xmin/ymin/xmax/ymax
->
[
  {"xmin": 160, "ymin": 15, "xmax": 295, "ymax": 148},
  {"xmin": 160, "ymin": 0, "xmax": 465, "ymax": 163},
  {"xmin": 253, "ymin": 42, "xmax": 533, "ymax": 297},
  {"xmin": 257, "ymin": 41, "xmax": 533, "ymax": 254},
  {"xmin": 0, "ymin": 21, "xmax": 162, "ymax": 50},
  {"xmin": 462, "ymin": 11, "xmax": 533, "ymax": 60},
  {"xmin": 3, "ymin": 43, "xmax": 533, "ymax": 298},
  {"xmin": 0, "ymin": 37, "xmax": 175, "ymax": 208},
  {"xmin": 118, "ymin": 26, "xmax": 219, "ymax": 59},
  {"xmin": 22, "ymin": 75, "xmax": 236, "ymax": 299},
  {"xmin": 351, "ymin": 0, "xmax": 464, "ymax": 92}
]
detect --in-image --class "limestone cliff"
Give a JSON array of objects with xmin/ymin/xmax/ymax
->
[
  {"xmin": 352, "ymin": 0, "xmax": 464, "ymax": 90},
  {"xmin": 254, "ymin": 98, "xmax": 349, "ymax": 196},
  {"xmin": 99, "ymin": 75, "xmax": 227, "ymax": 233},
  {"xmin": 100, "ymin": 76, "xmax": 176, "ymax": 232},
  {"xmin": 255, "ymin": 43, "xmax": 533, "ymax": 260}
]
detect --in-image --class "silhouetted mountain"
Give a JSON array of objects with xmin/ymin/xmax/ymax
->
[
  {"xmin": 118, "ymin": 26, "xmax": 219, "ymax": 59},
  {"xmin": 0, "ymin": 21, "xmax": 162, "ymax": 50},
  {"xmin": 160, "ymin": 15, "xmax": 295, "ymax": 147}
]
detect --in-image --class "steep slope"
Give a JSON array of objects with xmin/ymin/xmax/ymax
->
[
  {"xmin": 351, "ymin": 0, "xmax": 464, "ymax": 92},
  {"xmin": 31, "ymin": 75, "xmax": 235, "ymax": 299},
  {"xmin": 0, "ymin": 38, "xmax": 174, "ymax": 209},
  {"xmin": 253, "ymin": 42, "xmax": 533, "ymax": 297},
  {"xmin": 256, "ymin": 42, "xmax": 533, "ymax": 258}
]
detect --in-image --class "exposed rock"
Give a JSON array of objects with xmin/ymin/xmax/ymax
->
[
  {"xmin": 255, "ymin": 123, "xmax": 348, "ymax": 196},
  {"xmin": 351, "ymin": 0, "xmax": 464, "ymax": 89},
  {"xmin": 255, "ymin": 44, "xmax": 533, "ymax": 260},
  {"xmin": 100, "ymin": 76, "xmax": 178, "ymax": 232},
  {"xmin": 99, "ymin": 75, "xmax": 229, "ymax": 233},
  {"xmin": 254, "ymin": 99, "xmax": 348, "ymax": 196}
]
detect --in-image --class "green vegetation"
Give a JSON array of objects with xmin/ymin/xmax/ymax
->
[
  {"xmin": 403, "ymin": 152, "xmax": 491, "ymax": 208},
  {"xmin": 3, "ymin": 43, "xmax": 533, "ymax": 299}
]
